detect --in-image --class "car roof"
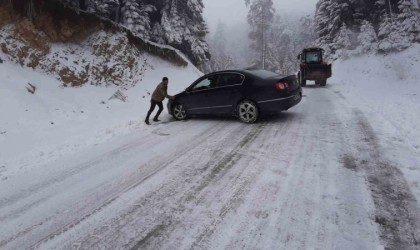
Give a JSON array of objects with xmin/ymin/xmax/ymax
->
[{"xmin": 203, "ymin": 69, "xmax": 289, "ymax": 80}]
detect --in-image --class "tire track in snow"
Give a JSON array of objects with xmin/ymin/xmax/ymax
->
[
  {"xmin": 328, "ymin": 87, "xmax": 420, "ymax": 249},
  {"xmin": 204, "ymin": 88, "xmax": 380, "ymax": 249},
  {"xmin": 126, "ymin": 123, "xmax": 267, "ymax": 249},
  {"xmin": 72, "ymin": 121, "xmax": 275, "ymax": 249},
  {"xmin": 31, "ymin": 121, "xmax": 259, "ymax": 249},
  {"xmin": 0, "ymin": 121, "xmax": 227, "ymax": 249},
  {"xmin": 29, "ymin": 122, "xmax": 229, "ymax": 250},
  {"xmin": 143, "ymin": 114, "xmax": 300, "ymax": 250},
  {"xmin": 351, "ymin": 109, "xmax": 420, "ymax": 249}
]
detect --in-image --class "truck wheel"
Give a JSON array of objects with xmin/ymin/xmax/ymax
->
[
  {"xmin": 320, "ymin": 80, "xmax": 327, "ymax": 86},
  {"xmin": 298, "ymin": 72, "xmax": 306, "ymax": 87}
]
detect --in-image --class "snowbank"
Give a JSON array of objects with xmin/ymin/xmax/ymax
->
[{"xmin": 0, "ymin": 55, "xmax": 201, "ymax": 180}]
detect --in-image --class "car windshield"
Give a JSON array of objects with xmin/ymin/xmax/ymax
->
[
  {"xmin": 305, "ymin": 51, "xmax": 322, "ymax": 63},
  {"xmin": 249, "ymin": 70, "xmax": 279, "ymax": 79}
]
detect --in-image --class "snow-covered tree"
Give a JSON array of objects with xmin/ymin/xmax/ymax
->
[
  {"xmin": 315, "ymin": 0, "xmax": 352, "ymax": 49},
  {"xmin": 396, "ymin": 0, "xmax": 420, "ymax": 42},
  {"xmin": 356, "ymin": 20, "xmax": 378, "ymax": 54},
  {"xmin": 332, "ymin": 22, "xmax": 352, "ymax": 58},
  {"xmin": 334, "ymin": 23, "xmax": 352, "ymax": 50},
  {"xmin": 314, "ymin": 0, "xmax": 420, "ymax": 57},
  {"xmin": 88, "ymin": 0, "xmax": 118, "ymax": 16},
  {"xmin": 150, "ymin": 0, "xmax": 210, "ymax": 67},
  {"xmin": 61, "ymin": 0, "xmax": 119, "ymax": 17},
  {"xmin": 265, "ymin": 16, "xmax": 297, "ymax": 74},
  {"xmin": 378, "ymin": 15, "xmax": 411, "ymax": 52},
  {"xmin": 246, "ymin": 0, "xmax": 275, "ymax": 69},
  {"xmin": 120, "ymin": 0, "xmax": 156, "ymax": 40}
]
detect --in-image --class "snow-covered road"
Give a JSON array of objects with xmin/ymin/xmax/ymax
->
[{"xmin": 1, "ymin": 85, "xmax": 419, "ymax": 249}]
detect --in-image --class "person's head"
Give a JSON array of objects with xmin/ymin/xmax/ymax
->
[{"xmin": 162, "ymin": 77, "xmax": 169, "ymax": 84}]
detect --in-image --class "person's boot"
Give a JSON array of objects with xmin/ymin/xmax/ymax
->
[
  {"xmin": 145, "ymin": 120, "xmax": 151, "ymax": 125},
  {"xmin": 153, "ymin": 117, "xmax": 160, "ymax": 122}
]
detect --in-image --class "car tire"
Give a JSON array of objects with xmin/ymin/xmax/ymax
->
[
  {"xmin": 237, "ymin": 100, "xmax": 259, "ymax": 124},
  {"xmin": 172, "ymin": 103, "xmax": 187, "ymax": 120},
  {"xmin": 320, "ymin": 80, "xmax": 327, "ymax": 86}
]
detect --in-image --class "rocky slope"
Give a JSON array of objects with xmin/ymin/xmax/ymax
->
[{"xmin": 0, "ymin": 1, "xmax": 189, "ymax": 88}]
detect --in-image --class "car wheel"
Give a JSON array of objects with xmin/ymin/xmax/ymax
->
[
  {"xmin": 320, "ymin": 80, "xmax": 327, "ymax": 86},
  {"xmin": 172, "ymin": 103, "xmax": 187, "ymax": 120},
  {"xmin": 238, "ymin": 100, "xmax": 259, "ymax": 124}
]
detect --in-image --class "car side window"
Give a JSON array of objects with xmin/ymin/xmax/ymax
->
[
  {"xmin": 218, "ymin": 73, "xmax": 245, "ymax": 87},
  {"xmin": 192, "ymin": 75, "xmax": 218, "ymax": 91}
]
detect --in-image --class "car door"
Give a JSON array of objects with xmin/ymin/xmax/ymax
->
[
  {"xmin": 212, "ymin": 73, "xmax": 245, "ymax": 114},
  {"xmin": 183, "ymin": 74, "xmax": 220, "ymax": 115}
]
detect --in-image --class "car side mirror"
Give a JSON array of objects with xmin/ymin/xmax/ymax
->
[{"xmin": 185, "ymin": 87, "xmax": 191, "ymax": 93}]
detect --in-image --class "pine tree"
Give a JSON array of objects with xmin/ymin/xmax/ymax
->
[
  {"xmin": 246, "ymin": 0, "xmax": 275, "ymax": 69},
  {"xmin": 87, "ymin": 0, "xmax": 119, "ymax": 17},
  {"xmin": 333, "ymin": 23, "xmax": 352, "ymax": 58},
  {"xmin": 266, "ymin": 15, "xmax": 297, "ymax": 74},
  {"xmin": 150, "ymin": 0, "xmax": 210, "ymax": 66},
  {"xmin": 120, "ymin": 0, "xmax": 156, "ymax": 40},
  {"xmin": 299, "ymin": 15, "xmax": 316, "ymax": 47},
  {"xmin": 396, "ymin": 0, "xmax": 420, "ymax": 42},
  {"xmin": 357, "ymin": 20, "xmax": 378, "ymax": 54},
  {"xmin": 314, "ymin": 0, "xmax": 420, "ymax": 56}
]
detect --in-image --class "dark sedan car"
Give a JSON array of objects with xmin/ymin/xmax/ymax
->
[{"xmin": 168, "ymin": 69, "xmax": 302, "ymax": 123}]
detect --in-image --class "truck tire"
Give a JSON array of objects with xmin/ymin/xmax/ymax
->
[
  {"xmin": 298, "ymin": 72, "xmax": 306, "ymax": 87},
  {"xmin": 320, "ymin": 80, "xmax": 327, "ymax": 86}
]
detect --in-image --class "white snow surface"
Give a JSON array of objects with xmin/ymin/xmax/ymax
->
[
  {"xmin": 1, "ymin": 45, "xmax": 420, "ymax": 249},
  {"xmin": 0, "ymin": 54, "xmax": 201, "ymax": 181}
]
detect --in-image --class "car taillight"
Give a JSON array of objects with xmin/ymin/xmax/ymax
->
[{"xmin": 276, "ymin": 82, "xmax": 289, "ymax": 91}]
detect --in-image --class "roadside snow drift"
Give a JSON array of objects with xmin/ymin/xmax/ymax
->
[{"xmin": 0, "ymin": 55, "xmax": 201, "ymax": 181}]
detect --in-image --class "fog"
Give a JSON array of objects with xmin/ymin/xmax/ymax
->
[
  {"xmin": 202, "ymin": 0, "xmax": 319, "ymax": 69},
  {"xmin": 203, "ymin": 0, "xmax": 319, "ymax": 32}
]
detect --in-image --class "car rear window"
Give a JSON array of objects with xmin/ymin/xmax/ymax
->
[{"xmin": 248, "ymin": 70, "xmax": 279, "ymax": 79}]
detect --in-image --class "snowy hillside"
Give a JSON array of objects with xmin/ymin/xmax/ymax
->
[
  {"xmin": 0, "ymin": 56, "xmax": 201, "ymax": 181},
  {"xmin": 329, "ymin": 45, "xmax": 420, "ymax": 202}
]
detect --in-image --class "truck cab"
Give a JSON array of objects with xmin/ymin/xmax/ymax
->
[{"xmin": 297, "ymin": 48, "xmax": 332, "ymax": 87}]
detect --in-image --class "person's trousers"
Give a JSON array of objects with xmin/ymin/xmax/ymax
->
[{"xmin": 145, "ymin": 100, "xmax": 163, "ymax": 121}]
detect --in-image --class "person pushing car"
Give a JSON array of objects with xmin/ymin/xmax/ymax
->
[{"xmin": 145, "ymin": 77, "xmax": 175, "ymax": 125}]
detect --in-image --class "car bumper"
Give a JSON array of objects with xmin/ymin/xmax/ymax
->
[{"xmin": 257, "ymin": 90, "xmax": 302, "ymax": 114}]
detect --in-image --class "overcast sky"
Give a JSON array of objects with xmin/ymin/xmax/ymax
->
[{"xmin": 203, "ymin": 0, "xmax": 319, "ymax": 32}]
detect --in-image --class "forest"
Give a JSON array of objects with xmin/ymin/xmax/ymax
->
[{"xmin": 3, "ymin": 0, "xmax": 420, "ymax": 74}]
